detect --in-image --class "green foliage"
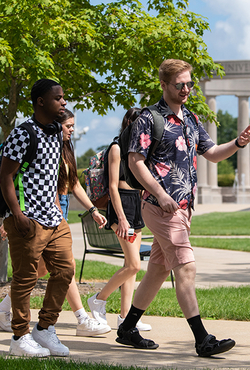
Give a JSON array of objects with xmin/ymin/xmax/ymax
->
[
  {"xmin": 217, "ymin": 159, "xmax": 235, "ymax": 186},
  {"xmin": 217, "ymin": 109, "xmax": 238, "ymax": 169},
  {"xmin": 0, "ymin": 0, "xmax": 224, "ymax": 138},
  {"xmin": 77, "ymin": 148, "xmax": 96, "ymax": 169},
  {"xmin": 218, "ymin": 173, "xmax": 235, "ymax": 187},
  {"xmin": 218, "ymin": 159, "xmax": 234, "ymax": 175},
  {"xmin": 77, "ymin": 168, "xmax": 86, "ymax": 189}
]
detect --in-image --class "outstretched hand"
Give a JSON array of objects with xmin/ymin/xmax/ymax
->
[{"xmin": 238, "ymin": 125, "xmax": 250, "ymax": 147}]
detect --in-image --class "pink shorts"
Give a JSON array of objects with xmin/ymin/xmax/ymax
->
[{"xmin": 141, "ymin": 201, "xmax": 195, "ymax": 271}]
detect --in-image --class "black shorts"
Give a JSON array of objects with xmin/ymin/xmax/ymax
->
[{"xmin": 105, "ymin": 188, "xmax": 145, "ymax": 230}]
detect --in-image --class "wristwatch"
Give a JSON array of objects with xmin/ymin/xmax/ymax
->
[
  {"xmin": 235, "ymin": 138, "xmax": 246, "ymax": 148},
  {"xmin": 89, "ymin": 206, "xmax": 98, "ymax": 215}
]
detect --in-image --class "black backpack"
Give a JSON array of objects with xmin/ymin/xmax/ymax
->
[
  {"xmin": 119, "ymin": 106, "xmax": 199, "ymax": 190},
  {"xmin": 119, "ymin": 105, "xmax": 165, "ymax": 190},
  {"xmin": 0, "ymin": 121, "xmax": 62, "ymax": 217}
]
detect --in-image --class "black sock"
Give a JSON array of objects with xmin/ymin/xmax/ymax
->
[
  {"xmin": 187, "ymin": 315, "xmax": 208, "ymax": 344},
  {"xmin": 37, "ymin": 324, "xmax": 45, "ymax": 331},
  {"xmin": 122, "ymin": 305, "xmax": 145, "ymax": 331}
]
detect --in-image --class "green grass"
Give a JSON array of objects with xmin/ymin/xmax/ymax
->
[
  {"xmin": 68, "ymin": 210, "xmax": 84, "ymax": 224},
  {"xmin": 189, "ymin": 237, "xmax": 250, "ymax": 251},
  {"xmin": 28, "ymin": 285, "xmax": 250, "ymax": 322},
  {"xmin": 69, "ymin": 210, "xmax": 250, "ymax": 237},
  {"xmin": 0, "ymin": 358, "xmax": 170, "ymax": 370},
  {"xmin": 190, "ymin": 211, "xmax": 250, "ymax": 235}
]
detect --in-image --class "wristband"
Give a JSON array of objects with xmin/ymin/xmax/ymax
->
[
  {"xmin": 235, "ymin": 138, "xmax": 246, "ymax": 148},
  {"xmin": 89, "ymin": 206, "xmax": 97, "ymax": 215}
]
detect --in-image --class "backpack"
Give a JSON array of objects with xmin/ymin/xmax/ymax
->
[
  {"xmin": 119, "ymin": 105, "xmax": 165, "ymax": 190},
  {"xmin": 119, "ymin": 105, "xmax": 199, "ymax": 190},
  {"xmin": 83, "ymin": 138, "xmax": 119, "ymax": 210},
  {"xmin": 0, "ymin": 121, "xmax": 62, "ymax": 217}
]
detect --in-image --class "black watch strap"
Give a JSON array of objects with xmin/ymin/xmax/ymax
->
[{"xmin": 235, "ymin": 138, "xmax": 246, "ymax": 148}]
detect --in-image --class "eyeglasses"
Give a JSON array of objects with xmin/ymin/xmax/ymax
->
[{"xmin": 169, "ymin": 81, "xmax": 194, "ymax": 90}]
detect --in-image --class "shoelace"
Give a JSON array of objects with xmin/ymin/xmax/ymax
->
[
  {"xmin": 86, "ymin": 318, "xmax": 100, "ymax": 328},
  {"xmin": 99, "ymin": 301, "xmax": 106, "ymax": 316},
  {"xmin": 23, "ymin": 334, "xmax": 41, "ymax": 348},
  {"xmin": 47, "ymin": 327, "xmax": 61, "ymax": 344},
  {"xmin": 5, "ymin": 311, "xmax": 12, "ymax": 321}
]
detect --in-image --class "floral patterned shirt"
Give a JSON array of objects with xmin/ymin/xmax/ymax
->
[{"xmin": 128, "ymin": 97, "xmax": 215, "ymax": 209}]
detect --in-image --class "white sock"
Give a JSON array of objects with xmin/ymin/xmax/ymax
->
[
  {"xmin": 0, "ymin": 294, "xmax": 11, "ymax": 313},
  {"xmin": 74, "ymin": 308, "xmax": 89, "ymax": 324}
]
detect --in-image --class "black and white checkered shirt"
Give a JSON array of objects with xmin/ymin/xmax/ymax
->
[{"xmin": 3, "ymin": 118, "xmax": 63, "ymax": 227}]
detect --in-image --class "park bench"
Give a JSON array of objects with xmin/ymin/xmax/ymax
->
[{"xmin": 78, "ymin": 210, "xmax": 174, "ymax": 287}]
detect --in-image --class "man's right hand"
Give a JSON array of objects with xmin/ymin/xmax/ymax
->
[
  {"xmin": 13, "ymin": 213, "xmax": 30, "ymax": 236},
  {"xmin": 157, "ymin": 193, "xmax": 180, "ymax": 213}
]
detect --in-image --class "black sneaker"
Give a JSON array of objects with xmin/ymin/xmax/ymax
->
[
  {"xmin": 116, "ymin": 325, "xmax": 159, "ymax": 350},
  {"xmin": 196, "ymin": 334, "xmax": 235, "ymax": 357}
]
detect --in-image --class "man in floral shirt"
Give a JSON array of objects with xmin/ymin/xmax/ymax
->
[{"xmin": 116, "ymin": 59, "xmax": 250, "ymax": 357}]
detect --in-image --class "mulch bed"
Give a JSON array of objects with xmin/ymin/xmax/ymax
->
[{"xmin": 0, "ymin": 279, "xmax": 106, "ymax": 299}]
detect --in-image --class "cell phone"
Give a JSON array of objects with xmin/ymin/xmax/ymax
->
[{"xmin": 128, "ymin": 228, "xmax": 137, "ymax": 243}]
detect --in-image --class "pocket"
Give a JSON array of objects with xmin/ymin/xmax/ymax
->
[{"xmin": 23, "ymin": 219, "xmax": 36, "ymax": 240}]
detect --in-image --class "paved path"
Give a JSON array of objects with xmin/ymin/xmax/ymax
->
[{"xmin": 1, "ymin": 203, "xmax": 250, "ymax": 368}]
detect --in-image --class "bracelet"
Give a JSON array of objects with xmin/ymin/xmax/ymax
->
[
  {"xmin": 89, "ymin": 206, "xmax": 98, "ymax": 215},
  {"xmin": 235, "ymin": 138, "xmax": 246, "ymax": 148}
]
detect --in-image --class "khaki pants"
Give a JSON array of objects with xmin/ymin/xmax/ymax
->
[{"xmin": 4, "ymin": 216, "xmax": 74, "ymax": 336}]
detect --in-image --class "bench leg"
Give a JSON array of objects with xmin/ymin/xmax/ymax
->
[{"xmin": 170, "ymin": 270, "xmax": 174, "ymax": 288}]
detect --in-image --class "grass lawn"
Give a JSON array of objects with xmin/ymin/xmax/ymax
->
[
  {"xmin": 190, "ymin": 211, "xmax": 250, "ymax": 236},
  {"xmin": 0, "ymin": 357, "xmax": 179, "ymax": 370}
]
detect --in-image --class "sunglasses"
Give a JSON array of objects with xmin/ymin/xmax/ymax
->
[{"xmin": 169, "ymin": 81, "xmax": 194, "ymax": 90}]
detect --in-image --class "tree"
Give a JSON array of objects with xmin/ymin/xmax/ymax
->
[
  {"xmin": 0, "ymin": 0, "xmax": 224, "ymax": 139},
  {"xmin": 217, "ymin": 109, "xmax": 238, "ymax": 170},
  {"xmin": 77, "ymin": 148, "xmax": 96, "ymax": 169}
]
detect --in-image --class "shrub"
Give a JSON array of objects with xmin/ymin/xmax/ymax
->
[
  {"xmin": 218, "ymin": 173, "xmax": 235, "ymax": 187},
  {"xmin": 77, "ymin": 168, "xmax": 86, "ymax": 190}
]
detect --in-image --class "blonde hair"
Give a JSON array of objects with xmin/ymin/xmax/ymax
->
[{"xmin": 159, "ymin": 59, "xmax": 192, "ymax": 83}]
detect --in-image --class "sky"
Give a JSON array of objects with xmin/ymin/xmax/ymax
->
[{"xmin": 71, "ymin": 0, "xmax": 250, "ymax": 157}]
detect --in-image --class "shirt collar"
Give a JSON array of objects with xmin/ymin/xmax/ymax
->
[{"xmin": 156, "ymin": 96, "xmax": 193, "ymax": 124}]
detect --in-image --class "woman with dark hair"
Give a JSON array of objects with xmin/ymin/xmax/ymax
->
[
  {"xmin": 88, "ymin": 108, "xmax": 152, "ymax": 331},
  {"xmin": 0, "ymin": 109, "xmax": 111, "ymax": 337}
]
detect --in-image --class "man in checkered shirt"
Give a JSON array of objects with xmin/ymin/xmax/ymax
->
[{"xmin": 0, "ymin": 79, "xmax": 74, "ymax": 357}]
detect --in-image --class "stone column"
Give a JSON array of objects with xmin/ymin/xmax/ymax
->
[
  {"xmin": 237, "ymin": 96, "xmax": 250, "ymax": 202},
  {"xmin": 207, "ymin": 96, "xmax": 222, "ymax": 203}
]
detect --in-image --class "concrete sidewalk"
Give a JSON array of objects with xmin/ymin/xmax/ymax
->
[
  {"xmin": 1, "ymin": 310, "xmax": 250, "ymax": 369},
  {"xmin": 1, "ymin": 203, "xmax": 250, "ymax": 368}
]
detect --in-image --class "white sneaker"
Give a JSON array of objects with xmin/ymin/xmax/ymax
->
[
  {"xmin": 87, "ymin": 293, "xmax": 107, "ymax": 325},
  {"xmin": 0, "ymin": 311, "xmax": 12, "ymax": 332},
  {"xmin": 76, "ymin": 317, "xmax": 111, "ymax": 336},
  {"xmin": 117, "ymin": 315, "xmax": 152, "ymax": 331},
  {"xmin": 9, "ymin": 333, "xmax": 50, "ymax": 357},
  {"xmin": 32, "ymin": 323, "xmax": 69, "ymax": 356}
]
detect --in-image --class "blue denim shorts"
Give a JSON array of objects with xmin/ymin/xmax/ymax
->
[{"xmin": 59, "ymin": 194, "xmax": 70, "ymax": 221}]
